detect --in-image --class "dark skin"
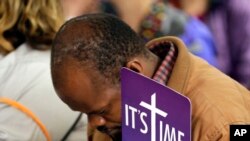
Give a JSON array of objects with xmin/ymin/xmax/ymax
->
[{"xmin": 52, "ymin": 53, "xmax": 160, "ymax": 140}]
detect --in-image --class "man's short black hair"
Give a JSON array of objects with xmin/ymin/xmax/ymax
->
[{"xmin": 51, "ymin": 13, "xmax": 149, "ymax": 84}]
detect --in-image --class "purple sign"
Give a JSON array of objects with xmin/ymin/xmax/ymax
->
[{"xmin": 121, "ymin": 68, "xmax": 191, "ymax": 141}]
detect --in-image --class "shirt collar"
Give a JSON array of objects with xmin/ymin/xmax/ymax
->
[
  {"xmin": 148, "ymin": 40, "xmax": 178, "ymax": 85},
  {"xmin": 146, "ymin": 36, "xmax": 191, "ymax": 94}
]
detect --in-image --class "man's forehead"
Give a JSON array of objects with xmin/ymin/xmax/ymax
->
[
  {"xmin": 58, "ymin": 91, "xmax": 101, "ymax": 113},
  {"xmin": 56, "ymin": 79, "xmax": 112, "ymax": 115},
  {"xmin": 52, "ymin": 57, "xmax": 110, "ymax": 111},
  {"xmin": 52, "ymin": 57, "xmax": 80, "ymax": 86}
]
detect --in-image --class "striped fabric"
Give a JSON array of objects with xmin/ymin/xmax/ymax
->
[{"xmin": 152, "ymin": 42, "xmax": 178, "ymax": 84}]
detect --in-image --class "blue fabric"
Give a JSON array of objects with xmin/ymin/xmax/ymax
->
[{"xmin": 180, "ymin": 17, "xmax": 217, "ymax": 67}]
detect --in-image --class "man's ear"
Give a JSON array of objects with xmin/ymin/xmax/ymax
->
[{"xmin": 126, "ymin": 58, "xmax": 143, "ymax": 73}]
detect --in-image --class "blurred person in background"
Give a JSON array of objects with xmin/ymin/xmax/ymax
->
[
  {"xmin": 0, "ymin": 0, "xmax": 88, "ymax": 140},
  {"xmin": 107, "ymin": 0, "xmax": 218, "ymax": 67},
  {"xmin": 169, "ymin": 0, "xmax": 250, "ymax": 89},
  {"xmin": 61, "ymin": 0, "xmax": 100, "ymax": 20},
  {"xmin": 61, "ymin": 0, "xmax": 218, "ymax": 67}
]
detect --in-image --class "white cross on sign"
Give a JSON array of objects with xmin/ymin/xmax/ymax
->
[{"xmin": 140, "ymin": 93, "xmax": 168, "ymax": 141}]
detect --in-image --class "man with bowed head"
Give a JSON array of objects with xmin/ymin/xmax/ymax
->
[{"xmin": 51, "ymin": 13, "xmax": 250, "ymax": 141}]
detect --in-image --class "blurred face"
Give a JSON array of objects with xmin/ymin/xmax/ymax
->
[
  {"xmin": 52, "ymin": 58, "xmax": 122, "ymax": 140},
  {"xmin": 61, "ymin": 0, "xmax": 99, "ymax": 20},
  {"xmin": 179, "ymin": 0, "xmax": 209, "ymax": 16}
]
